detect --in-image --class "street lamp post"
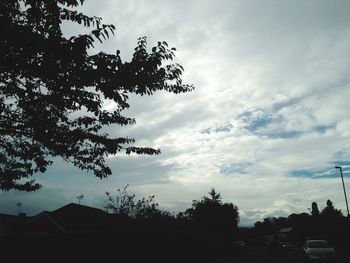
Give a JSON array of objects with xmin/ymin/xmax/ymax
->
[{"xmin": 335, "ymin": 166, "xmax": 350, "ymax": 217}]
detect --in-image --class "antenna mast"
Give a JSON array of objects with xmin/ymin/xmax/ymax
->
[
  {"xmin": 76, "ymin": 194, "xmax": 84, "ymax": 205},
  {"xmin": 16, "ymin": 202, "xmax": 22, "ymax": 214}
]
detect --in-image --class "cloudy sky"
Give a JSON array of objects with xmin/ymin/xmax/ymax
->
[{"xmin": 2, "ymin": 0, "xmax": 350, "ymax": 225}]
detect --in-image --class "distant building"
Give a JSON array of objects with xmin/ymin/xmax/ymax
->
[
  {"xmin": 1, "ymin": 203, "xmax": 126, "ymax": 235},
  {"xmin": 25, "ymin": 211, "xmax": 66, "ymax": 234},
  {"xmin": 26, "ymin": 203, "xmax": 119, "ymax": 234}
]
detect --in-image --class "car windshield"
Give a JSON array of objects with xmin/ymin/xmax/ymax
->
[{"xmin": 308, "ymin": 241, "xmax": 332, "ymax": 248}]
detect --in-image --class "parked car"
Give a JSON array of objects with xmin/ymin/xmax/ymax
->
[{"xmin": 303, "ymin": 240, "xmax": 336, "ymax": 261}]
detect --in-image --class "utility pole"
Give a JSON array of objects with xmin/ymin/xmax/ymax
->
[{"xmin": 335, "ymin": 166, "xmax": 350, "ymax": 217}]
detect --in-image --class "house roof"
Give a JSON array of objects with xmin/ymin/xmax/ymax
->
[
  {"xmin": 25, "ymin": 211, "xmax": 66, "ymax": 232},
  {"xmin": 2, "ymin": 203, "xmax": 121, "ymax": 234},
  {"xmin": 51, "ymin": 203, "xmax": 107, "ymax": 215},
  {"xmin": 40, "ymin": 203, "xmax": 109, "ymax": 231}
]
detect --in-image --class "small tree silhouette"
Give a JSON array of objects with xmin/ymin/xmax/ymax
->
[
  {"xmin": 185, "ymin": 188, "xmax": 239, "ymax": 234},
  {"xmin": 104, "ymin": 185, "xmax": 164, "ymax": 219},
  {"xmin": 311, "ymin": 202, "xmax": 320, "ymax": 217},
  {"xmin": 320, "ymin": 199, "xmax": 343, "ymax": 219}
]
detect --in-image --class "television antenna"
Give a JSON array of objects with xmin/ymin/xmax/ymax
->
[
  {"xmin": 16, "ymin": 202, "xmax": 22, "ymax": 214},
  {"xmin": 76, "ymin": 194, "xmax": 84, "ymax": 205}
]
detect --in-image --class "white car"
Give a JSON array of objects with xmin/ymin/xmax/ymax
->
[{"xmin": 303, "ymin": 240, "xmax": 336, "ymax": 261}]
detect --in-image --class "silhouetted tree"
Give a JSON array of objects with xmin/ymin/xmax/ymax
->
[
  {"xmin": 254, "ymin": 217, "xmax": 278, "ymax": 235},
  {"xmin": 307, "ymin": 201, "xmax": 322, "ymax": 238},
  {"xmin": 105, "ymin": 185, "xmax": 168, "ymax": 220},
  {"xmin": 134, "ymin": 195, "xmax": 162, "ymax": 220},
  {"xmin": 254, "ymin": 200, "xmax": 350, "ymax": 247},
  {"xmin": 105, "ymin": 185, "xmax": 135, "ymax": 216},
  {"xmin": 320, "ymin": 199, "xmax": 343, "ymax": 219},
  {"xmin": 288, "ymin": 212, "xmax": 311, "ymax": 244},
  {"xmin": 0, "ymin": 0, "xmax": 193, "ymax": 191},
  {"xmin": 311, "ymin": 202, "xmax": 320, "ymax": 217},
  {"xmin": 317, "ymin": 199, "xmax": 346, "ymax": 245},
  {"xmin": 185, "ymin": 188, "xmax": 239, "ymax": 234},
  {"xmin": 275, "ymin": 216, "xmax": 291, "ymax": 228}
]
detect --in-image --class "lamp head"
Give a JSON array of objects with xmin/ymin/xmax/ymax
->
[{"xmin": 335, "ymin": 166, "xmax": 341, "ymax": 169}]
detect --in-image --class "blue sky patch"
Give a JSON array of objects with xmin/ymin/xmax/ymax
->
[
  {"xmin": 239, "ymin": 109, "xmax": 302, "ymax": 139},
  {"xmin": 201, "ymin": 123, "xmax": 233, "ymax": 134},
  {"xmin": 291, "ymin": 164, "xmax": 350, "ymax": 179},
  {"xmin": 314, "ymin": 125, "xmax": 334, "ymax": 134},
  {"xmin": 220, "ymin": 162, "xmax": 253, "ymax": 175},
  {"xmin": 266, "ymin": 130, "xmax": 301, "ymax": 139},
  {"xmin": 238, "ymin": 110, "xmax": 276, "ymax": 131},
  {"xmin": 334, "ymin": 161, "xmax": 350, "ymax": 167},
  {"xmin": 291, "ymin": 170, "xmax": 315, "ymax": 178}
]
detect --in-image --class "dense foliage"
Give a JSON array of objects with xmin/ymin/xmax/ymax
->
[
  {"xmin": 104, "ymin": 185, "xmax": 168, "ymax": 220},
  {"xmin": 183, "ymin": 188, "xmax": 240, "ymax": 233},
  {"xmin": 254, "ymin": 199, "xmax": 349, "ymax": 247},
  {"xmin": 0, "ymin": 0, "xmax": 193, "ymax": 191}
]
